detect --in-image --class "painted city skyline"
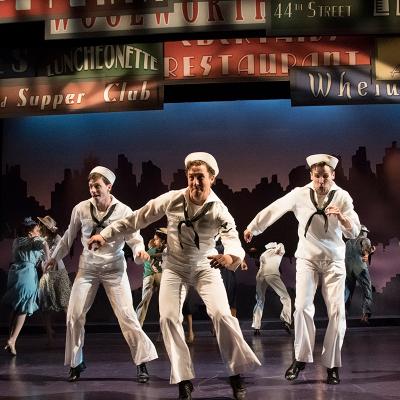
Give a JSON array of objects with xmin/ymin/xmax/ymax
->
[
  {"xmin": 2, "ymin": 99, "xmax": 400, "ymax": 209},
  {"xmin": 1, "ymin": 98, "xmax": 399, "ymax": 319}
]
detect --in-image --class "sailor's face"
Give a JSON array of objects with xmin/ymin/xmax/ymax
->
[
  {"xmin": 187, "ymin": 164, "xmax": 215, "ymax": 205},
  {"xmin": 89, "ymin": 177, "xmax": 111, "ymax": 204},
  {"xmin": 310, "ymin": 165, "xmax": 335, "ymax": 195}
]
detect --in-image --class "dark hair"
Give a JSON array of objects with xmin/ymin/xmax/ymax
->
[
  {"xmin": 17, "ymin": 217, "xmax": 38, "ymax": 238},
  {"xmin": 88, "ymin": 172, "xmax": 111, "ymax": 185},
  {"xmin": 155, "ymin": 231, "xmax": 167, "ymax": 242},
  {"xmin": 39, "ymin": 224, "xmax": 58, "ymax": 241},
  {"xmin": 185, "ymin": 160, "xmax": 216, "ymax": 177},
  {"xmin": 309, "ymin": 162, "xmax": 334, "ymax": 172}
]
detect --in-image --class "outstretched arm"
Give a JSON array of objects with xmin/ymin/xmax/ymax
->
[
  {"xmin": 50, "ymin": 205, "xmax": 81, "ymax": 262},
  {"xmin": 88, "ymin": 191, "xmax": 173, "ymax": 250},
  {"xmin": 245, "ymin": 190, "xmax": 296, "ymax": 243}
]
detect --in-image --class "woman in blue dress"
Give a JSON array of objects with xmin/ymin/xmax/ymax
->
[{"xmin": 2, "ymin": 217, "xmax": 50, "ymax": 356}]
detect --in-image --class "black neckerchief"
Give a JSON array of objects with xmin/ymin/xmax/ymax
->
[
  {"xmin": 90, "ymin": 202, "xmax": 117, "ymax": 237},
  {"xmin": 177, "ymin": 196, "xmax": 213, "ymax": 250},
  {"xmin": 304, "ymin": 188, "xmax": 336, "ymax": 237}
]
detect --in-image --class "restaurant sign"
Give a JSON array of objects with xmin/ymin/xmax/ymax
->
[
  {"xmin": 164, "ymin": 36, "xmax": 371, "ymax": 82},
  {"xmin": 46, "ymin": 0, "xmax": 266, "ymax": 39},
  {"xmin": 267, "ymin": 0, "xmax": 400, "ymax": 36},
  {"xmin": 290, "ymin": 66, "xmax": 400, "ymax": 105}
]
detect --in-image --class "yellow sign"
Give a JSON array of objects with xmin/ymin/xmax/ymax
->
[{"xmin": 374, "ymin": 37, "xmax": 400, "ymax": 81}]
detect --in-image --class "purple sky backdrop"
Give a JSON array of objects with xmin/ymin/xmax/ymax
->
[
  {"xmin": 2, "ymin": 99, "xmax": 400, "ymax": 209},
  {"xmin": 1, "ymin": 99, "xmax": 400, "ymax": 299}
]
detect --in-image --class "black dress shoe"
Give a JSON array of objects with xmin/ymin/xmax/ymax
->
[
  {"xmin": 178, "ymin": 380, "xmax": 193, "ymax": 400},
  {"xmin": 285, "ymin": 360, "xmax": 306, "ymax": 381},
  {"xmin": 361, "ymin": 313, "xmax": 371, "ymax": 324},
  {"xmin": 68, "ymin": 361, "xmax": 86, "ymax": 382},
  {"xmin": 137, "ymin": 363, "xmax": 149, "ymax": 383},
  {"xmin": 229, "ymin": 374, "xmax": 246, "ymax": 400},
  {"xmin": 327, "ymin": 367, "xmax": 340, "ymax": 384},
  {"xmin": 253, "ymin": 329, "xmax": 261, "ymax": 336}
]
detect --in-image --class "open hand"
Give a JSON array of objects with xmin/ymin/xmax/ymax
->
[
  {"xmin": 136, "ymin": 250, "xmax": 150, "ymax": 263},
  {"xmin": 325, "ymin": 205, "xmax": 351, "ymax": 229},
  {"xmin": 243, "ymin": 229, "xmax": 253, "ymax": 243},
  {"xmin": 44, "ymin": 258, "xmax": 56, "ymax": 272}
]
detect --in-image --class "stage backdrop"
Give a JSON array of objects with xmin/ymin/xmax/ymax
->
[{"xmin": 1, "ymin": 99, "xmax": 399, "ymax": 326}]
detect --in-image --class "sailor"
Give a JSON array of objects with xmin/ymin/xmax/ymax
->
[{"xmin": 244, "ymin": 153, "xmax": 360, "ymax": 385}]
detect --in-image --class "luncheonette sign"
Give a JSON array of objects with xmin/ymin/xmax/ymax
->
[
  {"xmin": 0, "ymin": 0, "xmax": 169, "ymax": 23},
  {"xmin": 0, "ymin": 77, "xmax": 163, "ymax": 117},
  {"xmin": 39, "ymin": 43, "xmax": 163, "ymax": 79},
  {"xmin": 290, "ymin": 66, "xmax": 400, "ymax": 105},
  {"xmin": 0, "ymin": 41, "xmax": 164, "ymax": 117},
  {"xmin": 45, "ymin": 0, "xmax": 266, "ymax": 39},
  {"xmin": 0, "ymin": 42, "xmax": 163, "ymax": 79},
  {"xmin": 267, "ymin": 0, "xmax": 400, "ymax": 36},
  {"xmin": 164, "ymin": 36, "xmax": 371, "ymax": 81}
]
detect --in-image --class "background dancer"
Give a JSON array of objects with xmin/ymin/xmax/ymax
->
[
  {"xmin": 252, "ymin": 242, "xmax": 292, "ymax": 336},
  {"xmin": 2, "ymin": 217, "xmax": 50, "ymax": 356},
  {"xmin": 345, "ymin": 224, "xmax": 375, "ymax": 323},
  {"xmin": 37, "ymin": 215, "xmax": 71, "ymax": 346},
  {"xmin": 136, "ymin": 228, "xmax": 167, "ymax": 326}
]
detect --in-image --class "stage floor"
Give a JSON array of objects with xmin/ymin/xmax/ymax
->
[{"xmin": 0, "ymin": 326, "xmax": 399, "ymax": 400}]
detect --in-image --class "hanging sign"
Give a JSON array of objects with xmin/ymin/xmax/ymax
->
[
  {"xmin": 164, "ymin": 36, "xmax": 371, "ymax": 82},
  {"xmin": 374, "ymin": 37, "xmax": 400, "ymax": 80},
  {"xmin": 290, "ymin": 66, "xmax": 400, "ymax": 105},
  {"xmin": 0, "ymin": 77, "xmax": 163, "ymax": 117},
  {"xmin": 267, "ymin": 0, "xmax": 400, "ymax": 36},
  {"xmin": 45, "ymin": 0, "xmax": 266, "ymax": 39},
  {"xmin": 0, "ymin": 0, "xmax": 169, "ymax": 23}
]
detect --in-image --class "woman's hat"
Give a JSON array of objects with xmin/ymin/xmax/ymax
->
[
  {"xmin": 155, "ymin": 227, "xmax": 168, "ymax": 238},
  {"xmin": 37, "ymin": 215, "xmax": 58, "ymax": 233},
  {"xmin": 22, "ymin": 217, "xmax": 37, "ymax": 228}
]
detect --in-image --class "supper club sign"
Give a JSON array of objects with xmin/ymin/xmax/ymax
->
[{"xmin": 0, "ymin": 42, "xmax": 164, "ymax": 117}]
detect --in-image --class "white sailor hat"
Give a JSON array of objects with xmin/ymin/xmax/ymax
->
[
  {"xmin": 184, "ymin": 152, "xmax": 219, "ymax": 176},
  {"xmin": 306, "ymin": 154, "xmax": 339, "ymax": 170},
  {"xmin": 360, "ymin": 225, "xmax": 370, "ymax": 233},
  {"xmin": 265, "ymin": 242, "xmax": 278, "ymax": 250},
  {"xmin": 90, "ymin": 166, "xmax": 116, "ymax": 185}
]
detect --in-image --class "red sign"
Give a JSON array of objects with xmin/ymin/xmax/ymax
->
[
  {"xmin": 0, "ymin": 77, "xmax": 163, "ymax": 117},
  {"xmin": 164, "ymin": 36, "xmax": 372, "ymax": 81},
  {"xmin": 0, "ymin": 0, "xmax": 168, "ymax": 23},
  {"xmin": 45, "ymin": 0, "xmax": 266, "ymax": 39}
]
